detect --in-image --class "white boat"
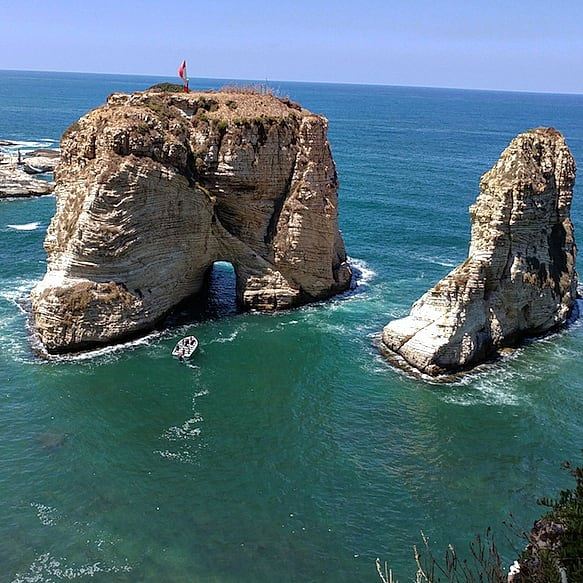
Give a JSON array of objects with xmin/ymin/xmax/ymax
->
[{"xmin": 172, "ymin": 336, "xmax": 199, "ymax": 360}]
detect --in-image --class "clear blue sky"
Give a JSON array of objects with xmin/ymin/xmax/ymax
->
[{"xmin": 1, "ymin": 0, "xmax": 582, "ymax": 92}]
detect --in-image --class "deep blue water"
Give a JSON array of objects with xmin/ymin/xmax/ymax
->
[{"xmin": 0, "ymin": 70, "xmax": 582, "ymax": 582}]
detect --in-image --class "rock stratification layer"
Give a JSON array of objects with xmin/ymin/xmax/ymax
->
[
  {"xmin": 31, "ymin": 89, "xmax": 351, "ymax": 353},
  {"xmin": 381, "ymin": 128, "xmax": 577, "ymax": 376},
  {"xmin": 0, "ymin": 164, "xmax": 54, "ymax": 198}
]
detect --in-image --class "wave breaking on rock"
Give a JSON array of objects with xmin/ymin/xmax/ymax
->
[{"xmin": 381, "ymin": 128, "xmax": 578, "ymax": 377}]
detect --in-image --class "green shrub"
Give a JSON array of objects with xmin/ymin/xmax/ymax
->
[
  {"xmin": 377, "ymin": 459, "xmax": 583, "ymax": 583},
  {"xmin": 147, "ymin": 82, "xmax": 184, "ymax": 93},
  {"xmin": 525, "ymin": 460, "xmax": 583, "ymax": 581},
  {"xmin": 142, "ymin": 97, "xmax": 173, "ymax": 118}
]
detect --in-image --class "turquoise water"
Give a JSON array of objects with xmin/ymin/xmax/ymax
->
[{"xmin": 1, "ymin": 70, "xmax": 582, "ymax": 582}]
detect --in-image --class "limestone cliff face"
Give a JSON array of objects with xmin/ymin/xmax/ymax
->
[
  {"xmin": 31, "ymin": 90, "xmax": 351, "ymax": 353},
  {"xmin": 381, "ymin": 128, "xmax": 577, "ymax": 376}
]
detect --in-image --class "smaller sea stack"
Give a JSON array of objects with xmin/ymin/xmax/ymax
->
[{"xmin": 381, "ymin": 128, "xmax": 578, "ymax": 377}]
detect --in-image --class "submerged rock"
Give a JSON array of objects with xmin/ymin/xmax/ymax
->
[
  {"xmin": 381, "ymin": 128, "xmax": 577, "ymax": 376},
  {"xmin": 36, "ymin": 431, "xmax": 68, "ymax": 451},
  {"xmin": 31, "ymin": 89, "xmax": 351, "ymax": 353}
]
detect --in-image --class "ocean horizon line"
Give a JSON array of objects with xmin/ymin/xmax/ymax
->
[{"xmin": 1, "ymin": 67, "xmax": 582, "ymax": 98}]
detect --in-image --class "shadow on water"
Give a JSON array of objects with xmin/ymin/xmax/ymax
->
[
  {"xmin": 25, "ymin": 261, "xmax": 243, "ymax": 361},
  {"xmin": 163, "ymin": 261, "xmax": 242, "ymax": 330}
]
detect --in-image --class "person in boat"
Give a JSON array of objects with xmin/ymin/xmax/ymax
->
[{"xmin": 173, "ymin": 336, "xmax": 198, "ymax": 361}]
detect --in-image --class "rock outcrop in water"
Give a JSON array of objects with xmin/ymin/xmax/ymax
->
[
  {"xmin": 381, "ymin": 128, "xmax": 577, "ymax": 376},
  {"xmin": 0, "ymin": 147, "xmax": 59, "ymax": 197},
  {"xmin": 0, "ymin": 162, "xmax": 54, "ymax": 197},
  {"xmin": 30, "ymin": 89, "xmax": 351, "ymax": 353},
  {"xmin": 23, "ymin": 149, "xmax": 60, "ymax": 173}
]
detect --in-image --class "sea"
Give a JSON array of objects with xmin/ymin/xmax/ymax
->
[{"xmin": 0, "ymin": 70, "xmax": 582, "ymax": 582}]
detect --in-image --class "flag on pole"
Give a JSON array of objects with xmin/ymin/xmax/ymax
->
[
  {"xmin": 178, "ymin": 60, "xmax": 189, "ymax": 92},
  {"xmin": 178, "ymin": 60, "xmax": 187, "ymax": 81}
]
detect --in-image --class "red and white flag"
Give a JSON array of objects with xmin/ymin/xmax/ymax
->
[{"xmin": 178, "ymin": 60, "xmax": 187, "ymax": 81}]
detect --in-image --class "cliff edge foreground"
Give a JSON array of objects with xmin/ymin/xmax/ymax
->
[
  {"xmin": 381, "ymin": 128, "xmax": 578, "ymax": 377},
  {"xmin": 31, "ymin": 89, "xmax": 351, "ymax": 353}
]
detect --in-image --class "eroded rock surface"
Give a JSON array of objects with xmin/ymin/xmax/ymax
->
[
  {"xmin": 381, "ymin": 128, "xmax": 577, "ymax": 376},
  {"xmin": 24, "ymin": 149, "xmax": 60, "ymax": 173},
  {"xmin": 0, "ymin": 163, "xmax": 54, "ymax": 197},
  {"xmin": 31, "ymin": 89, "xmax": 351, "ymax": 353}
]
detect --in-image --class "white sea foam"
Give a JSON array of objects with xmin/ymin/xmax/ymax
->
[
  {"xmin": 6, "ymin": 222, "xmax": 41, "ymax": 231},
  {"xmin": 155, "ymin": 449, "xmax": 193, "ymax": 464},
  {"xmin": 0, "ymin": 277, "xmax": 39, "ymax": 307},
  {"xmin": 315, "ymin": 320, "xmax": 372, "ymax": 336},
  {"xmin": 163, "ymin": 414, "xmax": 203, "ymax": 441},
  {"xmin": 348, "ymin": 257, "xmax": 377, "ymax": 287},
  {"xmin": 182, "ymin": 361, "xmax": 200, "ymax": 370},
  {"xmin": 413, "ymin": 253, "xmax": 457, "ymax": 268},
  {"xmin": 435, "ymin": 351, "xmax": 535, "ymax": 406},
  {"xmin": 7, "ymin": 140, "xmax": 54, "ymax": 148},
  {"xmin": 0, "ymin": 277, "xmax": 38, "ymax": 364},
  {"xmin": 1, "ymin": 139, "xmax": 58, "ymax": 153},
  {"xmin": 441, "ymin": 379, "xmax": 526, "ymax": 407},
  {"xmin": 42, "ymin": 330, "xmax": 161, "ymax": 363},
  {"xmin": 377, "ymin": 349, "xmax": 530, "ymax": 406},
  {"xmin": 30, "ymin": 502, "xmax": 59, "ymax": 526},
  {"xmin": 11, "ymin": 553, "xmax": 131, "ymax": 582},
  {"xmin": 363, "ymin": 352, "xmax": 402, "ymax": 376},
  {"xmin": 208, "ymin": 329, "xmax": 240, "ymax": 344},
  {"xmin": 0, "ymin": 322, "xmax": 31, "ymax": 364}
]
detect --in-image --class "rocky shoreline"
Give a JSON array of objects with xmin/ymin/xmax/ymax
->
[
  {"xmin": 0, "ymin": 146, "xmax": 59, "ymax": 198},
  {"xmin": 5, "ymin": 109, "xmax": 578, "ymax": 376}
]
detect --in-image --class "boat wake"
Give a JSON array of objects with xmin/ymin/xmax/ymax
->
[
  {"xmin": 163, "ymin": 414, "xmax": 203, "ymax": 441},
  {"xmin": 155, "ymin": 449, "xmax": 195, "ymax": 464},
  {"xmin": 10, "ymin": 499, "xmax": 133, "ymax": 582},
  {"xmin": 38, "ymin": 331, "xmax": 162, "ymax": 364},
  {"xmin": 30, "ymin": 502, "xmax": 59, "ymax": 527},
  {"xmin": 207, "ymin": 328, "xmax": 241, "ymax": 344}
]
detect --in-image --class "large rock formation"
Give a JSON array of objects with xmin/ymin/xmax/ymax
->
[
  {"xmin": 31, "ymin": 89, "xmax": 351, "ymax": 353},
  {"xmin": 381, "ymin": 128, "xmax": 577, "ymax": 376}
]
